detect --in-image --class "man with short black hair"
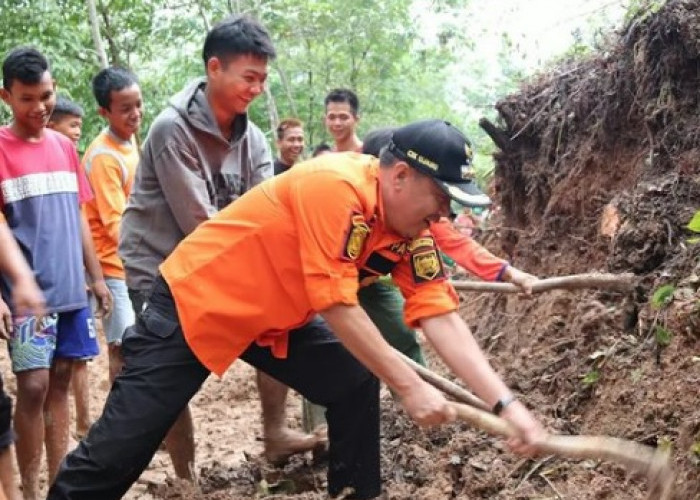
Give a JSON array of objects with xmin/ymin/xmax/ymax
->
[
  {"xmin": 324, "ymin": 88, "xmax": 362, "ymax": 152},
  {"xmin": 274, "ymin": 117, "xmax": 304, "ymax": 174},
  {"xmin": 118, "ymin": 14, "xmax": 306, "ymax": 482}
]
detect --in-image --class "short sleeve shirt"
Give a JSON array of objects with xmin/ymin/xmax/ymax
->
[
  {"xmin": 161, "ymin": 153, "xmax": 458, "ymax": 375},
  {"xmin": 0, "ymin": 127, "xmax": 93, "ymax": 312}
]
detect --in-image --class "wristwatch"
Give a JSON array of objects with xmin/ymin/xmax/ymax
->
[{"xmin": 492, "ymin": 394, "xmax": 516, "ymax": 416}]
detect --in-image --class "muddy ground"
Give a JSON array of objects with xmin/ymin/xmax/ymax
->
[{"xmin": 0, "ymin": 272, "xmax": 697, "ymax": 500}]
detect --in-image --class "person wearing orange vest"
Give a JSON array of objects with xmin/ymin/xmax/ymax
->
[{"xmin": 50, "ymin": 119, "xmax": 547, "ymax": 500}]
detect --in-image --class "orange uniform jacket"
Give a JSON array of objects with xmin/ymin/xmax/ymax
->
[{"xmin": 161, "ymin": 153, "xmax": 460, "ymax": 376}]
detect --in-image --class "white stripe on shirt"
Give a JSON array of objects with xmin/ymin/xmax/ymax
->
[{"xmin": 1, "ymin": 171, "xmax": 78, "ymax": 204}]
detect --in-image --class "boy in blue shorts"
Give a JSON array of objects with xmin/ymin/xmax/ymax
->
[{"xmin": 0, "ymin": 47, "xmax": 112, "ymax": 500}]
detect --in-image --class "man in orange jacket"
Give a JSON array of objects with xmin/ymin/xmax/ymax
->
[{"xmin": 50, "ymin": 119, "xmax": 547, "ymax": 500}]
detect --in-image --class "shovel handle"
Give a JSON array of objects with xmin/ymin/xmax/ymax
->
[{"xmin": 450, "ymin": 402, "xmax": 674, "ymax": 500}]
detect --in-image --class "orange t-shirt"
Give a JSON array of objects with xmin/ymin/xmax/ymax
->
[
  {"xmin": 160, "ymin": 153, "xmax": 458, "ymax": 376},
  {"xmin": 81, "ymin": 130, "xmax": 139, "ymax": 279}
]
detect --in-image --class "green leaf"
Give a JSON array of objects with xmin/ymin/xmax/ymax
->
[
  {"xmin": 651, "ymin": 285, "xmax": 675, "ymax": 309},
  {"xmin": 654, "ymin": 326, "xmax": 672, "ymax": 347},
  {"xmin": 581, "ymin": 369, "xmax": 600, "ymax": 386},
  {"xmin": 630, "ymin": 368, "xmax": 644, "ymax": 383},
  {"xmin": 688, "ymin": 210, "xmax": 700, "ymax": 233},
  {"xmin": 688, "ymin": 237, "xmax": 700, "ymax": 245},
  {"xmin": 691, "ymin": 441, "xmax": 700, "ymax": 456}
]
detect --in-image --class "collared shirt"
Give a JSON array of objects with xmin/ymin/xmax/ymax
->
[{"xmin": 160, "ymin": 153, "xmax": 458, "ymax": 375}]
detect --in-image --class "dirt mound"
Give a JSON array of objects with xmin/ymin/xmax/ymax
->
[{"xmin": 472, "ymin": 0, "xmax": 700, "ymax": 498}]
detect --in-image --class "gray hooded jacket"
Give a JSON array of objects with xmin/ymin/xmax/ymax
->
[{"xmin": 119, "ymin": 78, "xmax": 272, "ymax": 291}]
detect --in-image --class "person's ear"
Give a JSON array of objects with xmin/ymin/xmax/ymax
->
[
  {"xmin": 98, "ymin": 106, "xmax": 109, "ymax": 119},
  {"xmin": 0, "ymin": 88, "xmax": 10, "ymax": 105},
  {"xmin": 392, "ymin": 161, "xmax": 411, "ymax": 189},
  {"xmin": 207, "ymin": 56, "xmax": 223, "ymax": 79}
]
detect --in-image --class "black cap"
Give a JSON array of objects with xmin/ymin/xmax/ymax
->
[{"xmin": 388, "ymin": 119, "xmax": 491, "ymax": 207}]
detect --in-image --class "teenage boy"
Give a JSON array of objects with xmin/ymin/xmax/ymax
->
[
  {"xmin": 118, "ymin": 14, "xmax": 319, "ymax": 480},
  {"xmin": 0, "ymin": 213, "xmax": 45, "ymax": 500},
  {"xmin": 83, "ymin": 66, "xmax": 142, "ymax": 383},
  {"xmin": 48, "ymin": 96, "xmax": 93, "ymax": 439},
  {"xmin": 0, "ymin": 46, "xmax": 111, "ymax": 500},
  {"xmin": 48, "ymin": 96, "xmax": 83, "ymax": 146}
]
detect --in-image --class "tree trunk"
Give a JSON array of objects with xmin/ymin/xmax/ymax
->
[
  {"xmin": 264, "ymin": 85, "xmax": 280, "ymax": 139},
  {"xmin": 273, "ymin": 61, "xmax": 298, "ymax": 119},
  {"xmin": 86, "ymin": 0, "xmax": 108, "ymax": 68}
]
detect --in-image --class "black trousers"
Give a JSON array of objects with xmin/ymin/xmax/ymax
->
[{"xmin": 48, "ymin": 277, "xmax": 381, "ymax": 499}]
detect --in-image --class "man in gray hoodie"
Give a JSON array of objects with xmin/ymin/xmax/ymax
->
[{"xmin": 119, "ymin": 14, "xmax": 320, "ymax": 481}]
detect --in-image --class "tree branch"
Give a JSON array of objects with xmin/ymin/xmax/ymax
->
[
  {"xmin": 86, "ymin": 0, "xmax": 108, "ymax": 68},
  {"xmin": 479, "ymin": 117, "xmax": 514, "ymax": 152}
]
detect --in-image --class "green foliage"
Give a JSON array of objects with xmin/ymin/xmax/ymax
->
[
  {"xmin": 0, "ymin": 0, "xmax": 616, "ymax": 175},
  {"xmin": 1, "ymin": 0, "xmax": 469, "ymax": 154},
  {"xmin": 654, "ymin": 325, "xmax": 672, "ymax": 347},
  {"xmin": 657, "ymin": 436, "xmax": 673, "ymax": 453},
  {"xmin": 581, "ymin": 368, "xmax": 600, "ymax": 387},
  {"xmin": 651, "ymin": 284, "xmax": 675, "ymax": 310},
  {"xmin": 691, "ymin": 440, "xmax": 700, "ymax": 465},
  {"xmin": 687, "ymin": 210, "xmax": 700, "ymax": 233},
  {"xmin": 624, "ymin": 0, "xmax": 667, "ymax": 24}
]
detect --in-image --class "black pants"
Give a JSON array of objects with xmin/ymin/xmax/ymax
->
[
  {"xmin": 49, "ymin": 277, "xmax": 381, "ymax": 500},
  {"xmin": 127, "ymin": 287, "xmax": 147, "ymax": 318}
]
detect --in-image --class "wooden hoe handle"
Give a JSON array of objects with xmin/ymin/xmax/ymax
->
[
  {"xmin": 450, "ymin": 402, "xmax": 674, "ymax": 500},
  {"xmin": 451, "ymin": 272, "xmax": 636, "ymax": 293}
]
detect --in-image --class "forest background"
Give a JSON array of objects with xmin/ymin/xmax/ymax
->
[{"xmin": 1, "ymin": 0, "xmax": 635, "ymax": 184}]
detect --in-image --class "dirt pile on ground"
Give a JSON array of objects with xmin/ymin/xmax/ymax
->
[{"xmin": 469, "ymin": 0, "xmax": 700, "ymax": 498}]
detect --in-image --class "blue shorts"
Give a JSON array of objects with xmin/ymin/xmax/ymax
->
[
  {"xmin": 100, "ymin": 278, "xmax": 136, "ymax": 345},
  {"xmin": 8, "ymin": 307, "xmax": 99, "ymax": 373}
]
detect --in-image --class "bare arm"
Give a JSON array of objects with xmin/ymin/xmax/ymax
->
[
  {"xmin": 320, "ymin": 303, "xmax": 455, "ymax": 426},
  {"xmin": 0, "ymin": 222, "xmax": 45, "ymax": 337},
  {"xmin": 421, "ymin": 311, "xmax": 546, "ymax": 453},
  {"xmin": 80, "ymin": 212, "xmax": 112, "ymax": 317}
]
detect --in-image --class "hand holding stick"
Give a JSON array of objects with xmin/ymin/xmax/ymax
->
[
  {"xmin": 397, "ymin": 351, "xmax": 673, "ymax": 499},
  {"xmin": 451, "ymin": 272, "xmax": 636, "ymax": 293},
  {"xmin": 450, "ymin": 401, "xmax": 674, "ymax": 500}
]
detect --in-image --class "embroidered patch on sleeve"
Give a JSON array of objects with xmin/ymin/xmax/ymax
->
[
  {"xmin": 408, "ymin": 235, "xmax": 445, "ymax": 283},
  {"xmin": 341, "ymin": 213, "xmax": 370, "ymax": 261},
  {"xmin": 411, "ymin": 249, "xmax": 445, "ymax": 283}
]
